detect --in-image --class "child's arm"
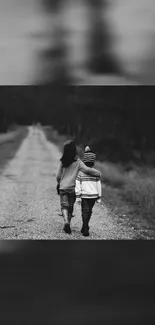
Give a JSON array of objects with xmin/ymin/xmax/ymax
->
[
  {"xmin": 75, "ymin": 173, "xmax": 82, "ymax": 203},
  {"xmin": 56, "ymin": 163, "xmax": 63, "ymax": 184},
  {"xmin": 79, "ymin": 159, "xmax": 101, "ymax": 177},
  {"xmin": 96, "ymin": 178, "xmax": 102, "ymax": 203}
]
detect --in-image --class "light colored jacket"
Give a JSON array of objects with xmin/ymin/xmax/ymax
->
[{"xmin": 75, "ymin": 170, "xmax": 102, "ymax": 199}]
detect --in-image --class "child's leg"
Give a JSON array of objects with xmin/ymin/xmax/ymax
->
[
  {"xmin": 68, "ymin": 192, "xmax": 76, "ymax": 223},
  {"xmin": 60, "ymin": 192, "xmax": 71, "ymax": 234},
  {"xmin": 81, "ymin": 199, "xmax": 90, "ymax": 236},
  {"xmin": 81, "ymin": 199, "xmax": 96, "ymax": 235},
  {"xmin": 61, "ymin": 209, "xmax": 69, "ymax": 224},
  {"xmin": 68, "ymin": 207, "xmax": 73, "ymax": 223},
  {"xmin": 87, "ymin": 199, "xmax": 96, "ymax": 223}
]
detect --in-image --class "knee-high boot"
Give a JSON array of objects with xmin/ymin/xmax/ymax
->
[
  {"xmin": 82, "ymin": 212, "xmax": 89, "ymax": 236},
  {"xmin": 62, "ymin": 209, "xmax": 71, "ymax": 234},
  {"xmin": 68, "ymin": 206, "xmax": 74, "ymax": 224}
]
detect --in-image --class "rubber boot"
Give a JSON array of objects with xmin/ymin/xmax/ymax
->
[
  {"xmin": 81, "ymin": 223, "xmax": 89, "ymax": 234},
  {"xmin": 68, "ymin": 213, "xmax": 72, "ymax": 224},
  {"xmin": 82, "ymin": 213, "xmax": 89, "ymax": 237},
  {"xmin": 68, "ymin": 206, "xmax": 74, "ymax": 224},
  {"xmin": 62, "ymin": 209, "xmax": 71, "ymax": 234}
]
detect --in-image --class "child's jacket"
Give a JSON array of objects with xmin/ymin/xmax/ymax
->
[
  {"xmin": 56, "ymin": 158, "xmax": 101, "ymax": 191},
  {"xmin": 75, "ymin": 171, "xmax": 102, "ymax": 199}
]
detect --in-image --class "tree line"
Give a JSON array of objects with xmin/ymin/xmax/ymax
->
[{"xmin": 0, "ymin": 86, "xmax": 155, "ymax": 164}]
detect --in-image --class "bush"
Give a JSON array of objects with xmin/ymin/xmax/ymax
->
[
  {"xmin": 122, "ymin": 175, "xmax": 155, "ymax": 222},
  {"xmin": 97, "ymin": 160, "xmax": 155, "ymax": 223}
]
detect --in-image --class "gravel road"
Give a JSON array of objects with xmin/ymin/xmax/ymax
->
[{"xmin": 0, "ymin": 126, "xmax": 145, "ymax": 240}]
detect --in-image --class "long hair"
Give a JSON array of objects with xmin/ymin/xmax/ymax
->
[{"xmin": 60, "ymin": 140, "xmax": 77, "ymax": 167}]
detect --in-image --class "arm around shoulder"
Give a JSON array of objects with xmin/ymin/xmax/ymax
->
[{"xmin": 79, "ymin": 159, "xmax": 101, "ymax": 177}]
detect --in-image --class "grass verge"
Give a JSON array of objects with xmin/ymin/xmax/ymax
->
[{"xmin": 0, "ymin": 127, "xmax": 28, "ymax": 172}]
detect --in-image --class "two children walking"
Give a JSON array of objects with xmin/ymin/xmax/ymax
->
[{"xmin": 56, "ymin": 140, "xmax": 102, "ymax": 236}]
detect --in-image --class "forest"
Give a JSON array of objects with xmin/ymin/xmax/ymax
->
[{"xmin": 0, "ymin": 86, "xmax": 155, "ymax": 165}]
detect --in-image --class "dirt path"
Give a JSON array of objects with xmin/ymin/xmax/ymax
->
[{"xmin": 0, "ymin": 126, "xmax": 146, "ymax": 240}]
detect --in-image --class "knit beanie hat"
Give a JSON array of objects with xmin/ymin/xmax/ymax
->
[{"xmin": 83, "ymin": 146, "xmax": 96, "ymax": 165}]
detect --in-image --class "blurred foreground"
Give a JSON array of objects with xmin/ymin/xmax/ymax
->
[
  {"xmin": 0, "ymin": 241, "xmax": 154, "ymax": 324},
  {"xmin": 0, "ymin": 0, "xmax": 155, "ymax": 84}
]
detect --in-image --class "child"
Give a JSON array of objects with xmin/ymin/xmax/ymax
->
[
  {"xmin": 75, "ymin": 146, "xmax": 102, "ymax": 237},
  {"xmin": 56, "ymin": 140, "xmax": 101, "ymax": 234}
]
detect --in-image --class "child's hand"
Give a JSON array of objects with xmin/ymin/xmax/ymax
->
[
  {"xmin": 76, "ymin": 198, "xmax": 81, "ymax": 205},
  {"xmin": 96, "ymin": 198, "xmax": 101, "ymax": 204}
]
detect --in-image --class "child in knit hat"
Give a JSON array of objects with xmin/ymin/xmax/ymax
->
[{"xmin": 75, "ymin": 146, "xmax": 102, "ymax": 237}]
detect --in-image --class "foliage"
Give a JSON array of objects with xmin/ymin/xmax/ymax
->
[{"xmin": 0, "ymin": 86, "xmax": 155, "ymax": 165}]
